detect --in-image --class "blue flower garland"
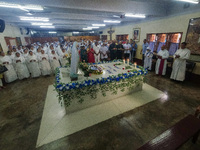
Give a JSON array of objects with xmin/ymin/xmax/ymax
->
[{"xmin": 54, "ymin": 59, "xmax": 148, "ymax": 107}]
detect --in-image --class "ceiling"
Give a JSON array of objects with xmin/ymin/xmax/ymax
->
[{"xmin": 0, "ymin": 0, "xmax": 199, "ymax": 32}]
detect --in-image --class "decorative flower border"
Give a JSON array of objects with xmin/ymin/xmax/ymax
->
[{"xmin": 54, "ymin": 59, "xmax": 148, "ymax": 107}]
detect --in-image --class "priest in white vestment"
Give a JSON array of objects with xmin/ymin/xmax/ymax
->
[
  {"xmin": 26, "ymin": 51, "xmax": 41, "ymax": 78},
  {"xmin": 170, "ymin": 42, "xmax": 191, "ymax": 81},
  {"xmin": 155, "ymin": 45, "xmax": 169, "ymax": 75},
  {"xmin": 13, "ymin": 52, "xmax": 30, "ymax": 80},
  {"xmin": 0, "ymin": 51, "xmax": 18, "ymax": 83},
  {"xmin": 38, "ymin": 50, "xmax": 52, "ymax": 76}
]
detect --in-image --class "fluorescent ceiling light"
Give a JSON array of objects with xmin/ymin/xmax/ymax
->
[
  {"xmin": 31, "ymin": 22, "xmax": 53, "ymax": 26},
  {"xmin": 20, "ymin": 5, "xmax": 43, "ymax": 10},
  {"xmin": 49, "ymin": 31, "xmax": 57, "ymax": 34},
  {"xmin": 104, "ymin": 20, "xmax": 121, "ymax": 23},
  {"xmin": 177, "ymin": 0, "xmax": 199, "ymax": 4},
  {"xmin": 92, "ymin": 24, "xmax": 106, "ymax": 26},
  {"xmin": 83, "ymin": 28, "xmax": 92, "ymax": 30},
  {"xmin": 87, "ymin": 26, "xmax": 99, "ymax": 29},
  {"xmin": 40, "ymin": 26, "xmax": 55, "ymax": 28},
  {"xmin": 73, "ymin": 32, "xmax": 79, "ymax": 34},
  {"xmin": 0, "ymin": 2, "xmax": 43, "ymax": 10},
  {"xmin": 113, "ymin": 15, "xmax": 120, "ymax": 18},
  {"xmin": 27, "ymin": 13, "xmax": 33, "ymax": 15},
  {"xmin": 89, "ymin": 31, "xmax": 94, "ymax": 33},
  {"xmin": 125, "ymin": 13, "xmax": 146, "ymax": 18},
  {"xmin": 20, "ymin": 17, "xmax": 49, "ymax": 22}
]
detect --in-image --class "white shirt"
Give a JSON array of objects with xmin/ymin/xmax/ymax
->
[
  {"xmin": 100, "ymin": 46, "xmax": 108, "ymax": 59},
  {"xmin": 93, "ymin": 45, "xmax": 101, "ymax": 55},
  {"xmin": 123, "ymin": 44, "xmax": 131, "ymax": 54}
]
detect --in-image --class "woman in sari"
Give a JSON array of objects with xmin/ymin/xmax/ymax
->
[{"xmin": 87, "ymin": 44, "xmax": 95, "ymax": 63}]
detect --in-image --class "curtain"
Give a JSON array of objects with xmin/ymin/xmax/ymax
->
[
  {"xmin": 169, "ymin": 43, "xmax": 179, "ymax": 56},
  {"xmin": 157, "ymin": 42, "xmax": 165, "ymax": 53}
]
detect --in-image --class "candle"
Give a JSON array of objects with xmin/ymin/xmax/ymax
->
[
  {"xmin": 134, "ymin": 62, "xmax": 137, "ymax": 69},
  {"xmin": 123, "ymin": 59, "xmax": 125, "ymax": 64},
  {"xmin": 127, "ymin": 59, "xmax": 129, "ymax": 65}
]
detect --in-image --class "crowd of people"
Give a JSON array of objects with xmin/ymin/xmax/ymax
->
[
  {"xmin": 0, "ymin": 38, "xmax": 191, "ymax": 90},
  {"xmin": 141, "ymin": 39, "xmax": 191, "ymax": 82}
]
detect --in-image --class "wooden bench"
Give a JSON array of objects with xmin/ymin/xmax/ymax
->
[{"xmin": 137, "ymin": 115, "xmax": 200, "ymax": 150}]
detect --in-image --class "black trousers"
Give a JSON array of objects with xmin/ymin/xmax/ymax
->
[
  {"xmin": 110, "ymin": 51, "xmax": 117, "ymax": 60},
  {"xmin": 117, "ymin": 50, "xmax": 122, "ymax": 59},
  {"xmin": 142, "ymin": 54, "xmax": 145, "ymax": 65},
  {"xmin": 131, "ymin": 51, "xmax": 136, "ymax": 62}
]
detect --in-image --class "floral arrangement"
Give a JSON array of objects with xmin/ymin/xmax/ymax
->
[
  {"xmin": 114, "ymin": 63, "xmax": 122, "ymax": 66},
  {"xmin": 79, "ymin": 62, "xmax": 103, "ymax": 76},
  {"xmin": 125, "ymin": 66, "xmax": 132, "ymax": 69},
  {"xmin": 54, "ymin": 59, "xmax": 148, "ymax": 107}
]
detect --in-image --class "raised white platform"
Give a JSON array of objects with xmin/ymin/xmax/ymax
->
[
  {"xmin": 36, "ymin": 84, "xmax": 165, "ymax": 148},
  {"xmin": 58, "ymin": 62, "xmax": 144, "ymax": 114}
]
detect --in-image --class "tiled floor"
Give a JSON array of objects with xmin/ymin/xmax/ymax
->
[
  {"xmin": 36, "ymin": 84, "xmax": 164, "ymax": 147},
  {"xmin": 0, "ymin": 72, "xmax": 200, "ymax": 150}
]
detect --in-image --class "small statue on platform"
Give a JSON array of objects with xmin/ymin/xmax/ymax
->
[{"xmin": 70, "ymin": 41, "xmax": 79, "ymax": 81}]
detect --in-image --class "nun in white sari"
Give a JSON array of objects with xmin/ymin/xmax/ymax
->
[
  {"xmin": 13, "ymin": 52, "xmax": 30, "ymax": 80},
  {"xmin": 59, "ymin": 48, "xmax": 68, "ymax": 67},
  {"xmin": 39, "ymin": 50, "xmax": 51, "ymax": 76},
  {"xmin": 49, "ymin": 50, "xmax": 60, "ymax": 73},
  {"xmin": 0, "ymin": 51, "xmax": 18, "ymax": 83},
  {"xmin": 26, "ymin": 51, "xmax": 41, "ymax": 78}
]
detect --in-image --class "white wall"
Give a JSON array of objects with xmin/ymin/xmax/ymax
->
[
  {"xmin": 101, "ymin": 11, "xmax": 200, "ymax": 75},
  {"xmin": 0, "ymin": 23, "xmax": 30, "ymax": 52}
]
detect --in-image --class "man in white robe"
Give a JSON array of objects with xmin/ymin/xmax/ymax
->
[
  {"xmin": 170, "ymin": 42, "xmax": 191, "ymax": 81},
  {"xmin": 93, "ymin": 42, "xmax": 100, "ymax": 63},
  {"xmin": 155, "ymin": 45, "xmax": 169, "ymax": 75},
  {"xmin": 100, "ymin": 43, "xmax": 108, "ymax": 61}
]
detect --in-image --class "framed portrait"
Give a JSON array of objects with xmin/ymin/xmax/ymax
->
[
  {"xmin": 185, "ymin": 17, "xmax": 200, "ymax": 55},
  {"xmin": 16, "ymin": 37, "xmax": 22, "ymax": 46},
  {"xmin": 133, "ymin": 28, "xmax": 141, "ymax": 42}
]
